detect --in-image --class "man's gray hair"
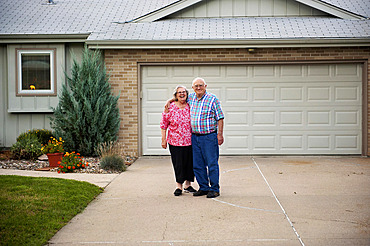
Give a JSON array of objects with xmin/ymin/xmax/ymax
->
[{"xmin": 192, "ymin": 77, "xmax": 207, "ymax": 86}]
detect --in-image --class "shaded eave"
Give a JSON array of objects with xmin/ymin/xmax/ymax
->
[
  {"xmin": 0, "ymin": 34, "xmax": 90, "ymax": 43},
  {"xmin": 86, "ymin": 38, "xmax": 370, "ymax": 49}
]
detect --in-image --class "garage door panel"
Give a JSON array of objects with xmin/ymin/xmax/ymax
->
[
  {"xmin": 226, "ymin": 66, "xmax": 248, "ymax": 77},
  {"xmin": 307, "ymin": 86, "xmax": 331, "ymax": 101},
  {"xmin": 252, "ymin": 111, "xmax": 276, "ymax": 126},
  {"xmin": 173, "ymin": 66, "xmax": 194, "ymax": 77},
  {"xmin": 335, "ymin": 110, "xmax": 360, "ymax": 126},
  {"xmin": 253, "ymin": 135, "xmax": 276, "ymax": 150},
  {"xmin": 225, "ymin": 112, "xmax": 249, "ymax": 126},
  {"xmin": 280, "ymin": 111, "xmax": 304, "ymax": 125},
  {"xmin": 253, "ymin": 87, "xmax": 276, "ymax": 102},
  {"xmin": 281, "ymin": 65, "xmax": 304, "ymax": 76},
  {"xmin": 225, "ymin": 88, "xmax": 249, "ymax": 102},
  {"xmin": 335, "ymin": 86, "xmax": 360, "ymax": 101},
  {"xmin": 221, "ymin": 132, "xmax": 361, "ymax": 154},
  {"xmin": 225, "ymin": 135, "xmax": 249, "ymax": 150},
  {"xmin": 335, "ymin": 63, "xmax": 361, "ymax": 77},
  {"xmin": 253, "ymin": 65, "xmax": 276, "ymax": 77},
  {"xmin": 307, "ymin": 111, "xmax": 331, "ymax": 125},
  {"xmin": 141, "ymin": 63, "xmax": 362, "ymax": 155},
  {"xmin": 280, "ymin": 87, "xmax": 303, "ymax": 101},
  {"xmin": 146, "ymin": 66, "xmax": 169, "ymax": 77},
  {"xmin": 280, "ymin": 135, "xmax": 304, "ymax": 150},
  {"xmin": 307, "ymin": 64, "xmax": 331, "ymax": 76},
  {"xmin": 144, "ymin": 111, "xmax": 162, "ymax": 127},
  {"xmin": 145, "ymin": 88, "xmax": 170, "ymax": 102},
  {"xmin": 335, "ymin": 135, "xmax": 360, "ymax": 149},
  {"xmin": 144, "ymin": 132, "xmax": 167, "ymax": 154},
  {"xmin": 199, "ymin": 66, "xmax": 222, "ymax": 77}
]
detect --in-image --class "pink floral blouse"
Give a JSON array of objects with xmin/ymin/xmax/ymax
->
[{"xmin": 160, "ymin": 102, "xmax": 192, "ymax": 146}]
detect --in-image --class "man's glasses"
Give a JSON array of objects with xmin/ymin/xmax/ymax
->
[{"xmin": 193, "ymin": 84, "xmax": 204, "ymax": 88}]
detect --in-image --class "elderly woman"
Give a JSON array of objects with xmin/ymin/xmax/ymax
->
[{"xmin": 160, "ymin": 85, "xmax": 196, "ymax": 196}]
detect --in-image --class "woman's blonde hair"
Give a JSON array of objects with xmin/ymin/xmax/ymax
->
[{"xmin": 173, "ymin": 85, "xmax": 189, "ymax": 101}]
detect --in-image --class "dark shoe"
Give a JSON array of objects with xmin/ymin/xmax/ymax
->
[
  {"xmin": 193, "ymin": 190, "xmax": 208, "ymax": 196},
  {"xmin": 206, "ymin": 191, "xmax": 220, "ymax": 198},
  {"xmin": 184, "ymin": 186, "xmax": 197, "ymax": 193},
  {"xmin": 174, "ymin": 188, "xmax": 182, "ymax": 196}
]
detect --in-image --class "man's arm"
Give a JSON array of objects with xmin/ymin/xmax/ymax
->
[
  {"xmin": 164, "ymin": 98, "xmax": 175, "ymax": 113},
  {"xmin": 217, "ymin": 119, "xmax": 224, "ymax": 145}
]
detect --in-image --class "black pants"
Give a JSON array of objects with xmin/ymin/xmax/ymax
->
[{"xmin": 169, "ymin": 144, "xmax": 194, "ymax": 184}]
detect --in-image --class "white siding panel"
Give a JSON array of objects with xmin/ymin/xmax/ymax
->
[
  {"xmin": 167, "ymin": 0, "xmax": 328, "ymax": 18},
  {"xmin": 141, "ymin": 63, "xmax": 362, "ymax": 155}
]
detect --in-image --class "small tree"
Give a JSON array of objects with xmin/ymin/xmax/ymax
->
[{"xmin": 51, "ymin": 47, "xmax": 120, "ymax": 156}]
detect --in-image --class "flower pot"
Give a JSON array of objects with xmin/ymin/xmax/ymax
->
[{"xmin": 47, "ymin": 153, "xmax": 64, "ymax": 167}]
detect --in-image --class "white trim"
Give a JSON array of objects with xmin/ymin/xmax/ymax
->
[
  {"xmin": 17, "ymin": 49, "xmax": 55, "ymax": 96},
  {"xmin": 295, "ymin": 0, "xmax": 365, "ymax": 19},
  {"xmin": 87, "ymin": 39, "xmax": 370, "ymax": 49},
  {"xmin": 7, "ymin": 109, "xmax": 54, "ymax": 113},
  {"xmin": 131, "ymin": 0, "xmax": 202, "ymax": 23}
]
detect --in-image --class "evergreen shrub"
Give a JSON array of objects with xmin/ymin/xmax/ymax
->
[{"xmin": 51, "ymin": 47, "xmax": 120, "ymax": 156}]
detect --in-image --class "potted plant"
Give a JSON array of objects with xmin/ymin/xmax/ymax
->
[{"xmin": 41, "ymin": 137, "xmax": 64, "ymax": 167}]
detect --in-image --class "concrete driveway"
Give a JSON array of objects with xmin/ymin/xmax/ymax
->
[{"xmin": 44, "ymin": 156, "xmax": 370, "ymax": 245}]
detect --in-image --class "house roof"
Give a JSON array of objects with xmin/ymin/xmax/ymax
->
[
  {"xmin": 317, "ymin": 0, "xmax": 370, "ymax": 18},
  {"xmin": 0, "ymin": 0, "xmax": 369, "ymax": 48}
]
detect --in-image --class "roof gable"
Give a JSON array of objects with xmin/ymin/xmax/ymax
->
[
  {"xmin": 132, "ymin": 0, "xmax": 367, "ymax": 22},
  {"xmin": 165, "ymin": 0, "xmax": 329, "ymax": 19}
]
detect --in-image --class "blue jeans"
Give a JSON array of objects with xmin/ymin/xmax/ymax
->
[{"xmin": 191, "ymin": 132, "xmax": 220, "ymax": 193}]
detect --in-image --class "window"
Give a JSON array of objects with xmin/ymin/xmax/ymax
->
[{"xmin": 16, "ymin": 49, "xmax": 56, "ymax": 96}]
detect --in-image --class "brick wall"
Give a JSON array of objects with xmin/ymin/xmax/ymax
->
[{"xmin": 105, "ymin": 47, "xmax": 370, "ymax": 156}]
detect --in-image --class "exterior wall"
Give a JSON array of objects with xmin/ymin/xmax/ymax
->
[
  {"xmin": 105, "ymin": 47, "xmax": 370, "ymax": 157},
  {"xmin": 0, "ymin": 43, "xmax": 84, "ymax": 148}
]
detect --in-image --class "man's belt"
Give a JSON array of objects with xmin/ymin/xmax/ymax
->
[{"xmin": 192, "ymin": 130, "xmax": 216, "ymax": 136}]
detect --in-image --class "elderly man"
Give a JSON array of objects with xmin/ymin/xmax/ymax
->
[{"xmin": 187, "ymin": 77, "xmax": 224, "ymax": 198}]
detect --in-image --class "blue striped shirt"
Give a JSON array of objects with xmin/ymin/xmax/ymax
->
[{"xmin": 188, "ymin": 92, "xmax": 224, "ymax": 134}]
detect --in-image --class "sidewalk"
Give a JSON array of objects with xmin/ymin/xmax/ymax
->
[
  {"xmin": 42, "ymin": 156, "xmax": 369, "ymax": 245},
  {"xmin": 0, "ymin": 168, "xmax": 119, "ymax": 188}
]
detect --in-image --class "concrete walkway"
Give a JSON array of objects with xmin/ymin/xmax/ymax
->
[
  {"xmin": 2, "ymin": 156, "xmax": 369, "ymax": 245},
  {"xmin": 0, "ymin": 168, "xmax": 119, "ymax": 188}
]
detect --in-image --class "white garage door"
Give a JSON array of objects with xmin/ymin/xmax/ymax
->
[{"xmin": 141, "ymin": 63, "xmax": 362, "ymax": 155}]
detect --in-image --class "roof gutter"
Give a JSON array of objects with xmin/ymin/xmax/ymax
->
[
  {"xmin": 0, "ymin": 33, "xmax": 90, "ymax": 43},
  {"xmin": 86, "ymin": 38, "xmax": 370, "ymax": 49}
]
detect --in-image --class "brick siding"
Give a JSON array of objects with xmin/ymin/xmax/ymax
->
[{"xmin": 105, "ymin": 47, "xmax": 370, "ymax": 156}]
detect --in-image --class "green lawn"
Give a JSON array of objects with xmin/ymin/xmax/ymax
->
[{"xmin": 0, "ymin": 175, "xmax": 103, "ymax": 246}]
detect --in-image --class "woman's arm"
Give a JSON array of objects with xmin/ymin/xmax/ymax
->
[{"xmin": 161, "ymin": 128, "xmax": 167, "ymax": 149}]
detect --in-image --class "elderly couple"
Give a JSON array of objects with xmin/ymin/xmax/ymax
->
[{"xmin": 160, "ymin": 77, "xmax": 224, "ymax": 198}]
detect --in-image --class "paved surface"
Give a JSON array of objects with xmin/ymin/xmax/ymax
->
[
  {"xmin": 2, "ymin": 156, "xmax": 370, "ymax": 245},
  {"xmin": 0, "ymin": 169, "xmax": 119, "ymax": 188}
]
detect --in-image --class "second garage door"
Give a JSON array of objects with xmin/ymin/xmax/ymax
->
[{"xmin": 141, "ymin": 63, "xmax": 362, "ymax": 155}]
